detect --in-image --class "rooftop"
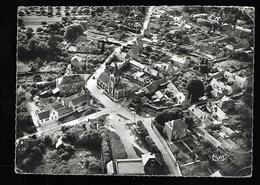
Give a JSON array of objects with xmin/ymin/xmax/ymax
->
[
  {"xmin": 116, "ymin": 159, "xmax": 145, "ymax": 174},
  {"xmin": 38, "ymin": 110, "xmax": 50, "ymax": 120},
  {"xmin": 98, "ymin": 72, "xmax": 110, "ymax": 85},
  {"xmin": 71, "ymin": 94, "xmax": 90, "ymax": 106}
]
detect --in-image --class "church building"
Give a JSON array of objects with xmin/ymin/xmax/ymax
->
[{"xmin": 97, "ymin": 63, "xmax": 128, "ymax": 101}]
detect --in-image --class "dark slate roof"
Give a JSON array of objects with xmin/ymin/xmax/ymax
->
[
  {"xmin": 113, "ymin": 63, "xmax": 120, "ymax": 77},
  {"xmin": 60, "ymin": 75, "xmax": 84, "ymax": 85},
  {"xmin": 145, "ymin": 78, "xmax": 167, "ymax": 94},
  {"xmin": 55, "ymin": 107, "xmax": 73, "ymax": 116},
  {"xmin": 142, "ymin": 153, "xmax": 162, "ymax": 167},
  {"xmin": 38, "ymin": 110, "xmax": 50, "ymax": 120},
  {"xmin": 71, "ymin": 94, "xmax": 90, "ymax": 106},
  {"xmin": 98, "ymin": 72, "xmax": 110, "ymax": 85}
]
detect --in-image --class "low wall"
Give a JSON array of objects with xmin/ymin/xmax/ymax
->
[{"xmin": 151, "ymin": 122, "xmax": 182, "ymax": 176}]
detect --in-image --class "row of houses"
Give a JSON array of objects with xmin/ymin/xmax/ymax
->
[{"xmin": 36, "ymin": 90, "xmax": 91, "ymax": 125}]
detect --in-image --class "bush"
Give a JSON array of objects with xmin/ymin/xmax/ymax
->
[
  {"xmin": 78, "ymin": 129, "xmax": 101, "ymax": 149},
  {"xmin": 43, "ymin": 135, "xmax": 53, "ymax": 147},
  {"xmin": 136, "ymin": 121, "xmax": 149, "ymax": 141},
  {"xmin": 145, "ymin": 136, "xmax": 161, "ymax": 154},
  {"xmin": 38, "ymin": 143, "xmax": 46, "ymax": 153},
  {"xmin": 60, "ymin": 151, "xmax": 70, "ymax": 160},
  {"xmin": 155, "ymin": 108, "xmax": 184, "ymax": 125},
  {"xmin": 88, "ymin": 159, "xmax": 102, "ymax": 174}
]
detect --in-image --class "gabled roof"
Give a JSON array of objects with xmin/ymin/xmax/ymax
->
[
  {"xmin": 98, "ymin": 72, "xmax": 110, "ymax": 85},
  {"xmin": 71, "ymin": 56, "xmax": 83, "ymax": 63},
  {"xmin": 59, "ymin": 75, "xmax": 84, "ymax": 85},
  {"xmin": 130, "ymin": 59, "xmax": 146, "ymax": 70},
  {"xmin": 38, "ymin": 110, "xmax": 50, "ymax": 120},
  {"xmin": 171, "ymin": 54, "xmax": 187, "ymax": 64},
  {"xmin": 141, "ymin": 153, "xmax": 162, "ymax": 167},
  {"xmin": 113, "ymin": 63, "xmax": 120, "ymax": 77},
  {"xmin": 210, "ymin": 170, "xmax": 222, "ymax": 177},
  {"xmin": 54, "ymin": 106, "xmax": 73, "ymax": 116},
  {"xmin": 70, "ymin": 94, "xmax": 90, "ymax": 106}
]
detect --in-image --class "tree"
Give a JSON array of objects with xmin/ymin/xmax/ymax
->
[
  {"xmin": 30, "ymin": 88, "xmax": 38, "ymax": 96},
  {"xmin": 19, "ymin": 10, "xmax": 26, "ymax": 16},
  {"xmin": 90, "ymin": 10, "xmax": 96, "ymax": 17},
  {"xmin": 47, "ymin": 35, "xmax": 63, "ymax": 49},
  {"xmin": 95, "ymin": 7, "xmax": 104, "ymax": 13},
  {"xmin": 242, "ymin": 87, "xmax": 253, "ymax": 108},
  {"xmin": 152, "ymin": 120, "xmax": 164, "ymax": 135},
  {"xmin": 64, "ymin": 24, "xmax": 84, "ymax": 42},
  {"xmin": 18, "ymin": 43, "xmax": 30, "ymax": 61},
  {"xmin": 47, "ymin": 22, "xmax": 64, "ymax": 35},
  {"xmin": 155, "ymin": 108, "xmax": 183, "ymax": 125},
  {"xmin": 25, "ymin": 27, "xmax": 34, "ymax": 40},
  {"xmin": 28, "ymin": 37, "xmax": 40, "ymax": 51},
  {"xmin": 185, "ymin": 116, "xmax": 195, "ymax": 131},
  {"xmin": 205, "ymin": 84, "xmax": 213, "ymax": 99},
  {"xmin": 36, "ymin": 27, "xmax": 44, "ymax": 32},
  {"xmin": 79, "ymin": 129, "xmax": 101, "ymax": 149},
  {"xmin": 18, "ymin": 18, "xmax": 24, "ymax": 27},
  {"xmin": 88, "ymin": 159, "xmax": 102, "ymax": 174},
  {"xmin": 186, "ymin": 79, "xmax": 205, "ymax": 104}
]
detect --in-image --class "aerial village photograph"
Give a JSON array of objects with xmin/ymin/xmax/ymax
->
[{"xmin": 15, "ymin": 6, "xmax": 254, "ymax": 177}]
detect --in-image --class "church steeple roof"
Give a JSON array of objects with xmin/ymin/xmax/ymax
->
[{"xmin": 113, "ymin": 62, "xmax": 119, "ymax": 77}]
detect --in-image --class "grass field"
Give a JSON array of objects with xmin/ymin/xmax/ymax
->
[{"xmin": 107, "ymin": 130, "xmax": 128, "ymax": 159}]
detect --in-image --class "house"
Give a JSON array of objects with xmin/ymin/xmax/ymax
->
[
  {"xmin": 220, "ymin": 23, "xmax": 234, "ymax": 33},
  {"xmin": 208, "ymin": 67, "xmax": 224, "ymax": 79},
  {"xmin": 141, "ymin": 153, "xmax": 163, "ymax": 175},
  {"xmin": 224, "ymin": 43, "xmax": 245, "ymax": 52},
  {"xmin": 56, "ymin": 74, "xmax": 85, "ymax": 96},
  {"xmin": 188, "ymin": 104, "xmax": 208, "ymax": 120},
  {"xmin": 68, "ymin": 93, "xmax": 91, "ymax": 112},
  {"xmin": 199, "ymin": 44, "xmax": 224, "ymax": 58},
  {"xmin": 51, "ymin": 102, "xmax": 73, "ymax": 119},
  {"xmin": 210, "ymin": 170, "xmax": 223, "ymax": 177},
  {"xmin": 129, "ymin": 59, "xmax": 146, "ymax": 71},
  {"xmin": 164, "ymin": 119, "xmax": 188, "ymax": 141},
  {"xmin": 210, "ymin": 78, "xmax": 233, "ymax": 98},
  {"xmin": 143, "ymin": 78, "xmax": 168, "ymax": 95},
  {"xmin": 144, "ymin": 66, "xmax": 159, "ymax": 78},
  {"xmin": 220, "ymin": 125, "xmax": 234, "ymax": 136},
  {"xmin": 224, "ymin": 71, "xmax": 248, "ymax": 89},
  {"xmin": 211, "ymin": 104, "xmax": 228, "ymax": 122},
  {"xmin": 171, "ymin": 54, "xmax": 189, "ymax": 69},
  {"xmin": 37, "ymin": 106, "xmax": 59, "ymax": 125},
  {"xmin": 76, "ymin": 40, "xmax": 99, "ymax": 53},
  {"xmin": 71, "ymin": 56, "xmax": 85, "ymax": 69},
  {"xmin": 113, "ymin": 50, "xmax": 127, "ymax": 62},
  {"xmin": 166, "ymin": 82, "xmax": 185, "ymax": 104},
  {"xmin": 234, "ymin": 26, "xmax": 252, "ymax": 37}
]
